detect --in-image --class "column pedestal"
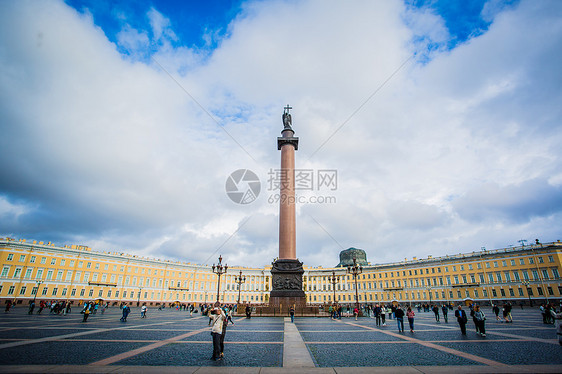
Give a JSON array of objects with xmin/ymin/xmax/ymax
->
[{"xmin": 269, "ymin": 259, "xmax": 306, "ymax": 306}]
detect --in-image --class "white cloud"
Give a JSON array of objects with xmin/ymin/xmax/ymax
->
[{"xmin": 0, "ymin": 0, "xmax": 561, "ymax": 267}]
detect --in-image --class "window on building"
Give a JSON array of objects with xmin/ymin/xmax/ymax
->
[
  {"xmin": 527, "ymin": 287, "xmax": 533, "ymax": 296},
  {"xmin": 513, "ymin": 271, "xmax": 520, "ymax": 281},
  {"xmin": 474, "ymin": 289, "xmax": 479, "ymax": 298},
  {"xmin": 13, "ymin": 268, "xmax": 22, "ymax": 278},
  {"xmin": 479, "ymin": 274, "xmax": 485, "ymax": 283},
  {"xmin": 522, "ymin": 270, "xmax": 530, "ymax": 281},
  {"xmin": 509, "ymin": 288, "xmax": 514, "ymax": 296},
  {"xmin": 452, "ymin": 266, "xmax": 456, "ymax": 271},
  {"xmin": 19, "ymin": 255, "xmax": 26, "ymax": 262},
  {"xmin": 483, "ymin": 289, "xmax": 488, "ymax": 297},
  {"xmin": 504, "ymin": 272, "xmax": 511, "ymax": 282},
  {"xmin": 6, "ymin": 254, "xmax": 13, "ymax": 261},
  {"xmin": 87, "ymin": 262, "xmax": 91, "ymax": 268},
  {"xmin": 69, "ymin": 260, "xmax": 74, "ymax": 267},
  {"xmin": 50, "ymin": 258, "xmax": 56, "ymax": 265},
  {"xmin": 488, "ymin": 273, "xmax": 494, "ymax": 283},
  {"xmin": 532, "ymin": 270, "xmax": 539, "ymax": 280},
  {"xmin": 24, "ymin": 268, "xmax": 32, "ymax": 279},
  {"xmin": 519, "ymin": 258, "xmax": 525, "ymax": 265},
  {"xmin": 486, "ymin": 262, "xmax": 491, "ymax": 268},
  {"xmin": 7, "ymin": 286, "xmax": 15, "ymax": 295},
  {"xmin": 41, "ymin": 287, "xmax": 48, "ymax": 295},
  {"xmin": 491, "ymin": 289, "xmax": 497, "ymax": 297},
  {"xmin": 510, "ymin": 259, "xmax": 515, "ymax": 266},
  {"xmin": 537, "ymin": 287, "xmax": 544, "ymax": 296},
  {"xmin": 61, "ymin": 288, "xmax": 67, "ymax": 296},
  {"xmin": 31, "ymin": 286, "xmax": 38, "ymax": 295},
  {"xmin": 538, "ymin": 257, "xmax": 544, "ymax": 264},
  {"xmin": 529, "ymin": 258, "xmax": 534, "ymax": 264},
  {"xmin": 553, "ymin": 268, "xmax": 560, "ymax": 279},
  {"xmin": 30, "ymin": 256, "xmax": 36, "ymax": 263},
  {"xmin": 52, "ymin": 288, "xmax": 58, "ymax": 296},
  {"xmin": 502, "ymin": 260, "xmax": 507, "ymax": 267},
  {"xmin": 1, "ymin": 266, "xmax": 10, "ymax": 277},
  {"xmin": 495, "ymin": 272, "xmax": 502, "ymax": 282},
  {"xmin": 547, "ymin": 287, "xmax": 554, "ymax": 296},
  {"xmin": 542, "ymin": 269, "xmax": 549, "ymax": 280},
  {"xmin": 40, "ymin": 257, "xmax": 46, "ymax": 264},
  {"xmin": 60, "ymin": 259, "xmax": 65, "ymax": 266},
  {"xmin": 19, "ymin": 286, "xmax": 26, "ymax": 295},
  {"xmin": 518, "ymin": 288, "xmax": 524, "ymax": 296},
  {"xmin": 460, "ymin": 265, "xmax": 464, "ymax": 271},
  {"xmin": 71, "ymin": 288, "xmax": 76, "ymax": 296},
  {"xmin": 468, "ymin": 264, "xmax": 473, "ymax": 270},
  {"xmin": 493, "ymin": 261, "xmax": 498, "ymax": 267},
  {"xmin": 500, "ymin": 288, "xmax": 506, "ymax": 297},
  {"xmin": 548, "ymin": 255, "xmax": 554, "ymax": 263}
]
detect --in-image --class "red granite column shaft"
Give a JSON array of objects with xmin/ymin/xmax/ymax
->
[{"xmin": 279, "ymin": 129, "xmax": 296, "ymax": 260}]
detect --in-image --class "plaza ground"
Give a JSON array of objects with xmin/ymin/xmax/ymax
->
[{"xmin": 0, "ymin": 305, "xmax": 560, "ymax": 373}]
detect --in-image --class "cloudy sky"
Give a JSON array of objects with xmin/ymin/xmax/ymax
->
[{"xmin": 1, "ymin": 0, "xmax": 561, "ymax": 268}]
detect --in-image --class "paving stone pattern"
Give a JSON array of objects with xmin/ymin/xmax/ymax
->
[{"xmin": 0, "ymin": 306, "xmax": 560, "ymax": 373}]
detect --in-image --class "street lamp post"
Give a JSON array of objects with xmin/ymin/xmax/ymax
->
[
  {"xmin": 235, "ymin": 270, "xmax": 246, "ymax": 305},
  {"xmin": 347, "ymin": 257, "xmax": 363, "ymax": 314},
  {"xmin": 427, "ymin": 287, "xmax": 432, "ymax": 305},
  {"xmin": 329, "ymin": 271, "xmax": 338, "ymax": 305},
  {"xmin": 33, "ymin": 280, "xmax": 42, "ymax": 303},
  {"xmin": 212, "ymin": 255, "xmax": 228, "ymax": 303},
  {"xmin": 137, "ymin": 287, "xmax": 143, "ymax": 306},
  {"xmin": 522, "ymin": 280, "xmax": 532, "ymax": 307}
]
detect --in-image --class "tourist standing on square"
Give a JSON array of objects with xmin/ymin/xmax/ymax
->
[
  {"xmin": 290, "ymin": 305, "xmax": 295, "ymax": 323},
  {"xmin": 406, "ymin": 306, "xmax": 415, "ymax": 332},
  {"xmin": 210, "ymin": 302, "xmax": 225, "ymax": 361},
  {"xmin": 473, "ymin": 305, "xmax": 486, "ymax": 337},
  {"xmin": 455, "ymin": 305, "xmax": 468, "ymax": 335},
  {"xmin": 141, "ymin": 305, "xmax": 147, "ymax": 318},
  {"xmin": 353, "ymin": 306, "xmax": 359, "ymax": 320},
  {"xmin": 395, "ymin": 306, "xmax": 405, "ymax": 332}
]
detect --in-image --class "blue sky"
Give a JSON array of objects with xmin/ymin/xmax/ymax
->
[{"xmin": 1, "ymin": 0, "xmax": 560, "ymax": 267}]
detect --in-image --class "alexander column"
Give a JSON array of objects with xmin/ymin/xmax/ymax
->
[{"xmin": 270, "ymin": 105, "xmax": 306, "ymax": 306}]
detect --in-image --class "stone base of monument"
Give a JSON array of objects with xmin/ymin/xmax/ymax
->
[{"xmin": 244, "ymin": 259, "xmax": 321, "ymax": 317}]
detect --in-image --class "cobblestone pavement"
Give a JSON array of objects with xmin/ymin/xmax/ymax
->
[{"xmin": 0, "ymin": 306, "xmax": 560, "ymax": 373}]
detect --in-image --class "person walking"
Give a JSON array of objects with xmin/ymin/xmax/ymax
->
[
  {"xmin": 28, "ymin": 301, "xmax": 35, "ymax": 315},
  {"xmin": 290, "ymin": 305, "xmax": 295, "ymax": 323},
  {"xmin": 82, "ymin": 303, "xmax": 90, "ymax": 322},
  {"xmin": 120, "ymin": 304, "xmax": 130, "ymax": 322},
  {"xmin": 442, "ymin": 304, "xmax": 448, "ymax": 323},
  {"xmin": 141, "ymin": 305, "xmax": 147, "ymax": 318},
  {"xmin": 550, "ymin": 307, "xmax": 562, "ymax": 345},
  {"xmin": 473, "ymin": 305, "xmax": 486, "ymax": 337},
  {"xmin": 381, "ymin": 305, "xmax": 386, "ymax": 326},
  {"xmin": 406, "ymin": 306, "xmax": 415, "ymax": 332},
  {"xmin": 493, "ymin": 304, "xmax": 500, "ymax": 321},
  {"xmin": 432, "ymin": 305, "xmax": 440, "ymax": 322},
  {"xmin": 374, "ymin": 304, "xmax": 382, "ymax": 327},
  {"xmin": 455, "ymin": 305, "xmax": 468, "ymax": 335},
  {"xmin": 210, "ymin": 302, "xmax": 225, "ymax": 361},
  {"xmin": 353, "ymin": 306, "xmax": 359, "ymax": 321},
  {"xmin": 395, "ymin": 306, "xmax": 405, "ymax": 333}
]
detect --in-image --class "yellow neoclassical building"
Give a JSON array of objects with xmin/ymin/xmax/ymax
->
[{"xmin": 1, "ymin": 237, "xmax": 561, "ymax": 307}]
